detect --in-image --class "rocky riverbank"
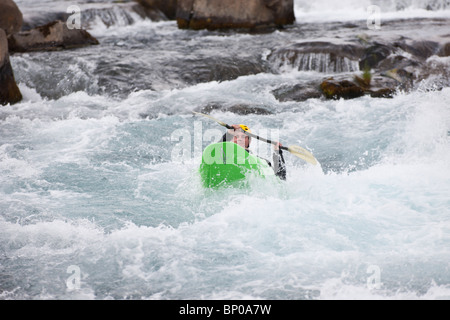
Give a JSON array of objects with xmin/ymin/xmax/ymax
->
[
  {"xmin": 0, "ymin": 0, "xmax": 100, "ymax": 105},
  {"xmin": 2, "ymin": 0, "xmax": 449, "ymax": 108},
  {"xmin": 269, "ymin": 35, "xmax": 450, "ymax": 101}
]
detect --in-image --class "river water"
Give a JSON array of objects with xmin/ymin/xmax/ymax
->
[{"xmin": 1, "ymin": 0, "xmax": 450, "ymax": 299}]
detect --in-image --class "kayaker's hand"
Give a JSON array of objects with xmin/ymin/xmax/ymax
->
[
  {"xmin": 228, "ymin": 124, "xmax": 241, "ymax": 135},
  {"xmin": 273, "ymin": 142, "xmax": 282, "ymax": 151}
]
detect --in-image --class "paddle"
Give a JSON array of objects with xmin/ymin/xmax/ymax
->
[{"xmin": 192, "ymin": 111, "xmax": 318, "ymax": 165}]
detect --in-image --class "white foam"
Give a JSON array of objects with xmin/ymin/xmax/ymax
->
[{"xmin": 294, "ymin": 0, "xmax": 450, "ymax": 22}]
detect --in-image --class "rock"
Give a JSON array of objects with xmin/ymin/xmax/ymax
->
[
  {"xmin": 353, "ymin": 75, "xmax": 371, "ymax": 89},
  {"xmin": 227, "ymin": 104, "xmax": 273, "ymax": 115},
  {"xmin": 177, "ymin": 0, "xmax": 295, "ymax": 30},
  {"xmin": 359, "ymin": 43, "xmax": 394, "ymax": 70},
  {"xmin": 181, "ymin": 57, "xmax": 267, "ymax": 85},
  {"xmin": 395, "ymin": 40, "xmax": 441, "ymax": 60},
  {"xmin": 320, "ymin": 78, "xmax": 365, "ymax": 100},
  {"xmin": 21, "ymin": 11, "xmax": 70, "ymax": 31},
  {"xmin": 0, "ymin": 29, "xmax": 22, "ymax": 105},
  {"xmin": 196, "ymin": 102, "xmax": 273, "ymax": 115},
  {"xmin": 376, "ymin": 54, "xmax": 421, "ymax": 72},
  {"xmin": 272, "ymin": 83, "xmax": 322, "ymax": 102},
  {"xmin": 0, "ymin": 0, "xmax": 23, "ymax": 35},
  {"xmin": 359, "ymin": 40, "xmax": 442, "ymax": 73},
  {"xmin": 381, "ymin": 68, "xmax": 414, "ymax": 89},
  {"xmin": 196, "ymin": 103, "xmax": 223, "ymax": 114},
  {"xmin": 264, "ymin": 0, "xmax": 295, "ymax": 26},
  {"xmin": 438, "ymin": 42, "xmax": 450, "ymax": 57},
  {"xmin": 8, "ymin": 20, "xmax": 99, "ymax": 53},
  {"xmin": 367, "ymin": 88, "xmax": 396, "ymax": 98},
  {"xmin": 135, "ymin": 0, "xmax": 178, "ymax": 20},
  {"xmin": 320, "ymin": 73, "xmax": 400, "ymax": 100},
  {"xmin": 418, "ymin": 54, "xmax": 450, "ymax": 89}
]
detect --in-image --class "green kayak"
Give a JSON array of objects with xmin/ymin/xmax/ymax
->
[{"xmin": 199, "ymin": 142, "xmax": 274, "ymax": 188}]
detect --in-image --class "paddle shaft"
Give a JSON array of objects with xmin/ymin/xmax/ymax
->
[
  {"xmin": 192, "ymin": 110, "xmax": 314, "ymax": 156},
  {"xmin": 192, "ymin": 111, "xmax": 317, "ymax": 164},
  {"xmin": 199, "ymin": 113, "xmax": 285, "ymax": 150}
]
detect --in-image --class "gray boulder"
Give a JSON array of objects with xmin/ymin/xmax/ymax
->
[
  {"xmin": 177, "ymin": 0, "xmax": 295, "ymax": 30},
  {"xmin": 8, "ymin": 20, "xmax": 99, "ymax": 53}
]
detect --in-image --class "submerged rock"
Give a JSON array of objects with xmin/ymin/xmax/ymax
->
[
  {"xmin": 0, "ymin": 29, "xmax": 22, "ymax": 105},
  {"xmin": 367, "ymin": 87, "xmax": 397, "ymax": 98},
  {"xmin": 196, "ymin": 102, "xmax": 273, "ymax": 115},
  {"xmin": 8, "ymin": 20, "xmax": 99, "ymax": 53},
  {"xmin": 272, "ymin": 83, "xmax": 322, "ymax": 102},
  {"xmin": 177, "ymin": 0, "xmax": 295, "ymax": 31},
  {"xmin": 227, "ymin": 104, "xmax": 273, "ymax": 115},
  {"xmin": 180, "ymin": 57, "xmax": 267, "ymax": 85}
]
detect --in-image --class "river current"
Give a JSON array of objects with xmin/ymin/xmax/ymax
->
[{"xmin": 1, "ymin": 0, "xmax": 450, "ymax": 299}]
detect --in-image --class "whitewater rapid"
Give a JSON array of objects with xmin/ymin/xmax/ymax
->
[
  {"xmin": 1, "ymin": 0, "xmax": 450, "ymax": 300},
  {"xmin": 2, "ymin": 79, "xmax": 449, "ymax": 299}
]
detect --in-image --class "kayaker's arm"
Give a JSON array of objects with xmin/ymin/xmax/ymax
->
[
  {"xmin": 220, "ymin": 129, "xmax": 287, "ymax": 180},
  {"xmin": 272, "ymin": 148, "xmax": 287, "ymax": 181},
  {"xmin": 219, "ymin": 125, "xmax": 242, "ymax": 143},
  {"xmin": 219, "ymin": 132, "xmax": 234, "ymax": 144}
]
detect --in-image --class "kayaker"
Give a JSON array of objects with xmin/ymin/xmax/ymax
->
[{"xmin": 220, "ymin": 124, "xmax": 286, "ymax": 180}]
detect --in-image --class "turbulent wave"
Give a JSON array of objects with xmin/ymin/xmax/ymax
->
[
  {"xmin": 2, "ymin": 98, "xmax": 450, "ymax": 299},
  {"xmin": 1, "ymin": 76, "xmax": 449, "ymax": 298}
]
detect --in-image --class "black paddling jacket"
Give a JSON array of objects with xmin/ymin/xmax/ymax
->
[{"xmin": 220, "ymin": 132, "xmax": 287, "ymax": 180}]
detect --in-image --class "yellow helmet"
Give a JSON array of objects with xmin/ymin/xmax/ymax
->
[
  {"xmin": 238, "ymin": 124, "xmax": 251, "ymax": 147},
  {"xmin": 239, "ymin": 124, "xmax": 251, "ymax": 133}
]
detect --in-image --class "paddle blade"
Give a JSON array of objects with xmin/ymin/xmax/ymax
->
[{"xmin": 287, "ymin": 145, "xmax": 318, "ymax": 165}]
